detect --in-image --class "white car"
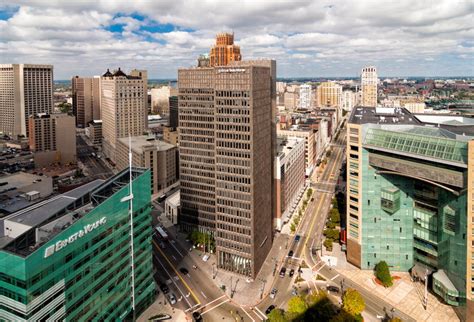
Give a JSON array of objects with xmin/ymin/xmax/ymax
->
[
  {"xmin": 270, "ymin": 288, "xmax": 278, "ymax": 299},
  {"xmin": 168, "ymin": 293, "xmax": 177, "ymax": 305}
]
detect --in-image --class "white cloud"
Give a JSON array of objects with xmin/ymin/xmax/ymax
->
[{"xmin": 1, "ymin": 0, "xmax": 472, "ymax": 78}]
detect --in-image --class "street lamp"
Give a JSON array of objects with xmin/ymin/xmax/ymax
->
[{"xmin": 423, "ymin": 268, "xmax": 429, "ymax": 310}]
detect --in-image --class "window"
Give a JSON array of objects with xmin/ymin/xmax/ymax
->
[
  {"xmin": 381, "ymin": 187, "xmax": 400, "ymax": 214},
  {"xmin": 443, "ymin": 206, "xmax": 456, "ymax": 235}
]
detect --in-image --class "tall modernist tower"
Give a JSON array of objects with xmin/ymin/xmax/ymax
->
[
  {"xmin": 299, "ymin": 84, "xmax": 312, "ymax": 109},
  {"xmin": 209, "ymin": 33, "xmax": 242, "ymax": 67},
  {"xmin": 0, "ymin": 64, "xmax": 53, "ymax": 137},
  {"xmin": 100, "ymin": 68, "xmax": 147, "ymax": 162},
  {"xmin": 71, "ymin": 76, "xmax": 101, "ymax": 128},
  {"xmin": 178, "ymin": 60, "xmax": 275, "ymax": 278},
  {"xmin": 361, "ymin": 66, "xmax": 378, "ymax": 107},
  {"xmin": 346, "ymin": 106, "xmax": 474, "ymax": 314}
]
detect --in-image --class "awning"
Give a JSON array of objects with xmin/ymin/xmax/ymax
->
[
  {"xmin": 433, "ymin": 269, "xmax": 459, "ymax": 294},
  {"xmin": 411, "ymin": 262, "xmax": 434, "ymax": 281}
]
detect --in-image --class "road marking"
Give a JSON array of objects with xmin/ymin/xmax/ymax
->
[
  {"xmin": 331, "ymin": 274, "xmax": 340, "ymax": 280},
  {"xmin": 153, "ymin": 254, "xmax": 192, "ymax": 308},
  {"xmin": 169, "ymin": 240, "xmax": 184, "ymax": 257},
  {"xmin": 185, "ymin": 303, "xmax": 201, "ymax": 313},
  {"xmin": 153, "ymin": 240, "xmax": 201, "ymax": 305},
  {"xmin": 203, "ymin": 294, "xmax": 227, "ymax": 307},
  {"xmin": 200, "ymin": 291, "xmax": 208, "ymax": 299},
  {"xmin": 171, "ymin": 255, "xmax": 177, "ymax": 261},
  {"xmin": 254, "ymin": 307, "xmax": 267, "ymax": 320},
  {"xmin": 240, "ymin": 306, "xmax": 256, "ymax": 322},
  {"xmin": 200, "ymin": 298, "xmax": 230, "ymax": 315}
]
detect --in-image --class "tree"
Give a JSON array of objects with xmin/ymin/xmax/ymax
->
[
  {"xmin": 58, "ymin": 102, "xmax": 72, "ymax": 114},
  {"xmin": 267, "ymin": 308, "xmax": 288, "ymax": 322},
  {"xmin": 388, "ymin": 318, "xmax": 403, "ymax": 322},
  {"xmin": 287, "ymin": 296, "xmax": 307, "ymax": 317},
  {"xmin": 375, "ymin": 261, "xmax": 393, "ymax": 287},
  {"xmin": 326, "ymin": 221, "xmax": 336, "ymax": 229},
  {"xmin": 330, "ymin": 311, "xmax": 357, "ymax": 322},
  {"xmin": 290, "ymin": 222, "xmax": 296, "ymax": 233},
  {"xmin": 306, "ymin": 188, "xmax": 313, "ymax": 198},
  {"xmin": 342, "ymin": 289, "xmax": 365, "ymax": 316},
  {"xmin": 323, "ymin": 239, "xmax": 333, "ymax": 251},
  {"xmin": 323, "ymin": 228, "xmax": 339, "ymax": 241}
]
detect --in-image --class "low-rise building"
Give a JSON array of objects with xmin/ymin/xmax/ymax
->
[
  {"xmin": 274, "ymin": 137, "xmax": 306, "ymax": 230},
  {"xmin": 116, "ymin": 136, "xmax": 177, "ymax": 194},
  {"xmin": 85, "ymin": 120, "xmax": 102, "ymax": 145},
  {"xmin": 277, "ymin": 127, "xmax": 317, "ymax": 172},
  {"xmin": 165, "ymin": 190, "xmax": 180, "ymax": 225}
]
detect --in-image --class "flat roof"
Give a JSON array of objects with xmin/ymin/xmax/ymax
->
[
  {"xmin": 117, "ymin": 136, "xmax": 175, "ymax": 154},
  {"xmin": 349, "ymin": 106, "xmax": 422, "ymax": 125},
  {"xmin": 0, "ymin": 172, "xmax": 48, "ymax": 193},
  {"xmin": 277, "ymin": 136, "xmax": 305, "ymax": 158}
]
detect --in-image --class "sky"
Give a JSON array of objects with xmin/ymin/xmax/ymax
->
[{"xmin": 0, "ymin": 0, "xmax": 473, "ymax": 79}]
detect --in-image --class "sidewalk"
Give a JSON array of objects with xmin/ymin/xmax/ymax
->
[
  {"xmin": 159, "ymin": 214, "xmax": 290, "ymax": 307},
  {"xmin": 137, "ymin": 292, "xmax": 186, "ymax": 322},
  {"xmin": 321, "ymin": 243, "xmax": 459, "ymax": 322}
]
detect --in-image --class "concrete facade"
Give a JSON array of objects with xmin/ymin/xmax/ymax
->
[
  {"xmin": 116, "ymin": 136, "xmax": 177, "ymax": 195},
  {"xmin": 277, "ymin": 128, "xmax": 317, "ymax": 171},
  {"xmin": 178, "ymin": 62, "xmax": 274, "ymax": 278},
  {"xmin": 209, "ymin": 33, "xmax": 242, "ymax": 67},
  {"xmin": 71, "ymin": 76, "xmax": 101, "ymax": 128},
  {"xmin": 361, "ymin": 66, "xmax": 378, "ymax": 107},
  {"xmin": 0, "ymin": 64, "xmax": 53, "ymax": 138},
  {"xmin": 316, "ymin": 81, "xmax": 342, "ymax": 108},
  {"xmin": 100, "ymin": 68, "xmax": 147, "ymax": 162},
  {"xmin": 28, "ymin": 113, "xmax": 76, "ymax": 167}
]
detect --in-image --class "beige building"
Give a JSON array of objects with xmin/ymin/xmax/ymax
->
[
  {"xmin": 71, "ymin": 76, "xmax": 101, "ymax": 128},
  {"xmin": 85, "ymin": 120, "xmax": 102, "ymax": 145},
  {"xmin": 101, "ymin": 68, "xmax": 147, "ymax": 161},
  {"xmin": 317, "ymin": 81, "xmax": 342, "ymax": 108},
  {"xmin": 163, "ymin": 126, "xmax": 179, "ymax": 146},
  {"xmin": 0, "ymin": 64, "xmax": 53, "ymax": 137},
  {"xmin": 274, "ymin": 136, "xmax": 306, "ymax": 230},
  {"xmin": 28, "ymin": 113, "xmax": 76, "ymax": 167},
  {"xmin": 277, "ymin": 127, "xmax": 317, "ymax": 171},
  {"xmin": 165, "ymin": 190, "xmax": 180, "ymax": 225},
  {"xmin": 342, "ymin": 90, "xmax": 357, "ymax": 112},
  {"xmin": 178, "ymin": 61, "xmax": 275, "ymax": 278},
  {"xmin": 361, "ymin": 66, "xmax": 378, "ymax": 107},
  {"xmin": 116, "ymin": 136, "xmax": 177, "ymax": 194},
  {"xmin": 299, "ymin": 84, "xmax": 312, "ymax": 109}
]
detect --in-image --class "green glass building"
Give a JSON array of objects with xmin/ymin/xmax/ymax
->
[
  {"xmin": 346, "ymin": 107, "xmax": 474, "ymax": 312},
  {"xmin": 0, "ymin": 168, "xmax": 155, "ymax": 321}
]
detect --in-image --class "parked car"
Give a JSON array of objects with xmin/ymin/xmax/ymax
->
[
  {"xmin": 294, "ymin": 235, "xmax": 301, "ymax": 242},
  {"xmin": 265, "ymin": 305, "xmax": 275, "ymax": 314},
  {"xmin": 270, "ymin": 288, "xmax": 278, "ymax": 299},
  {"xmin": 288, "ymin": 250, "xmax": 294, "ymax": 257},
  {"xmin": 279, "ymin": 267, "xmax": 286, "ymax": 278},
  {"xmin": 180, "ymin": 267, "xmax": 189, "ymax": 275},
  {"xmin": 159, "ymin": 283, "xmax": 169, "ymax": 294},
  {"xmin": 168, "ymin": 293, "xmax": 177, "ymax": 304},
  {"xmin": 289, "ymin": 269, "xmax": 295, "ymax": 277}
]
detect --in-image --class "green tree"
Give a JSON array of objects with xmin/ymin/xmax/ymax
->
[
  {"xmin": 330, "ymin": 311, "xmax": 357, "ymax": 322},
  {"xmin": 375, "ymin": 261, "xmax": 393, "ymax": 287},
  {"xmin": 388, "ymin": 318, "xmax": 403, "ymax": 322},
  {"xmin": 58, "ymin": 102, "xmax": 72, "ymax": 114},
  {"xmin": 342, "ymin": 289, "xmax": 365, "ymax": 316},
  {"xmin": 290, "ymin": 222, "xmax": 296, "ymax": 233},
  {"xmin": 323, "ymin": 228, "xmax": 339, "ymax": 241},
  {"xmin": 287, "ymin": 296, "xmax": 307, "ymax": 317},
  {"xmin": 331, "ymin": 197, "xmax": 338, "ymax": 209},
  {"xmin": 330, "ymin": 208, "xmax": 340, "ymax": 224},
  {"xmin": 306, "ymin": 188, "xmax": 313, "ymax": 198},
  {"xmin": 326, "ymin": 221, "xmax": 336, "ymax": 229},
  {"xmin": 267, "ymin": 308, "xmax": 288, "ymax": 322},
  {"xmin": 305, "ymin": 292, "xmax": 335, "ymax": 321},
  {"xmin": 323, "ymin": 239, "xmax": 333, "ymax": 251}
]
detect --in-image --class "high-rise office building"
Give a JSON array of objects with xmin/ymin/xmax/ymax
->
[
  {"xmin": 0, "ymin": 168, "xmax": 155, "ymax": 321},
  {"xmin": 361, "ymin": 66, "xmax": 378, "ymax": 107},
  {"xmin": 299, "ymin": 83, "xmax": 312, "ymax": 109},
  {"xmin": 346, "ymin": 106, "xmax": 474, "ymax": 313},
  {"xmin": 100, "ymin": 68, "xmax": 147, "ymax": 162},
  {"xmin": 0, "ymin": 64, "xmax": 53, "ymax": 137},
  {"xmin": 209, "ymin": 33, "xmax": 242, "ymax": 67},
  {"xmin": 342, "ymin": 90, "xmax": 357, "ymax": 112},
  {"xmin": 178, "ymin": 61, "xmax": 274, "ymax": 278},
  {"xmin": 169, "ymin": 96, "xmax": 178, "ymax": 129},
  {"xmin": 28, "ymin": 113, "xmax": 76, "ymax": 167},
  {"xmin": 316, "ymin": 81, "xmax": 342, "ymax": 108},
  {"xmin": 71, "ymin": 76, "xmax": 101, "ymax": 128}
]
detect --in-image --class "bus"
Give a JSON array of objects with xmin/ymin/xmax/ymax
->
[{"xmin": 155, "ymin": 226, "xmax": 168, "ymax": 240}]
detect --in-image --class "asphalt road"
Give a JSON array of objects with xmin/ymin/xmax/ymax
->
[{"xmin": 76, "ymin": 134, "xmax": 113, "ymax": 179}]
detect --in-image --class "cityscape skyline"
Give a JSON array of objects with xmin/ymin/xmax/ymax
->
[{"xmin": 1, "ymin": 1, "xmax": 473, "ymax": 79}]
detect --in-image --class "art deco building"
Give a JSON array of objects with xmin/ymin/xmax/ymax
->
[
  {"xmin": 0, "ymin": 64, "xmax": 53, "ymax": 137},
  {"xmin": 346, "ymin": 106, "xmax": 474, "ymax": 315},
  {"xmin": 178, "ymin": 60, "xmax": 275, "ymax": 278},
  {"xmin": 361, "ymin": 66, "xmax": 378, "ymax": 107},
  {"xmin": 209, "ymin": 33, "xmax": 242, "ymax": 67},
  {"xmin": 71, "ymin": 76, "xmax": 101, "ymax": 128},
  {"xmin": 100, "ymin": 68, "xmax": 147, "ymax": 161}
]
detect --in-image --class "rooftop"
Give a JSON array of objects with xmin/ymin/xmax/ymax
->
[
  {"xmin": 117, "ymin": 136, "xmax": 175, "ymax": 154},
  {"xmin": 277, "ymin": 136, "xmax": 305, "ymax": 159},
  {"xmin": 0, "ymin": 172, "xmax": 48, "ymax": 193},
  {"xmin": 349, "ymin": 106, "xmax": 422, "ymax": 125}
]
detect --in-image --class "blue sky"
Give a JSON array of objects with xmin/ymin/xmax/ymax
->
[{"xmin": 0, "ymin": 1, "xmax": 473, "ymax": 79}]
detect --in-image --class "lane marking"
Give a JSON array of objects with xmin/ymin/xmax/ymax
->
[
  {"xmin": 200, "ymin": 298, "xmax": 230, "ymax": 315},
  {"xmin": 254, "ymin": 307, "xmax": 267, "ymax": 320},
  {"xmin": 200, "ymin": 291, "xmax": 208, "ymax": 299},
  {"xmin": 240, "ymin": 306, "xmax": 256, "ymax": 322},
  {"xmin": 169, "ymin": 239, "xmax": 184, "ymax": 257},
  {"xmin": 331, "ymin": 274, "xmax": 340, "ymax": 280},
  {"xmin": 203, "ymin": 294, "xmax": 227, "ymax": 307},
  {"xmin": 171, "ymin": 255, "xmax": 177, "ymax": 261},
  {"xmin": 153, "ymin": 240, "xmax": 201, "ymax": 305}
]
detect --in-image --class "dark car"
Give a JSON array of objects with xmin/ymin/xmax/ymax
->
[
  {"xmin": 159, "ymin": 283, "xmax": 169, "ymax": 294},
  {"xmin": 192, "ymin": 312, "xmax": 203, "ymax": 322},
  {"xmin": 265, "ymin": 305, "xmax": 276, "ymax": 314},
  {"xmin": 289, "ymin": 269, "xmax": 295, "ymax": 277},
  {"xmin": 279, "ymin": 267, "xmax": 286, "ymax": 278},
  {"xmin": 180, "ymin": 267, "xmax": 189, "ymax": 275},
  {"xmin": 327, "ymin": 285, "xmax": 340, "ymax": 293},
  {"xmin": 294, "ymin": 235, "xmax": 301, "ymax": 242},
  {"xmin": 288, "ymin": 250, "xmax": 294, "ymax": 257}
]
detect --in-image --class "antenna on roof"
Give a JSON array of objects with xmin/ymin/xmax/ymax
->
[{"xmin": 120, "ymin": 133, "xmax": 136, "ymax": 320}]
